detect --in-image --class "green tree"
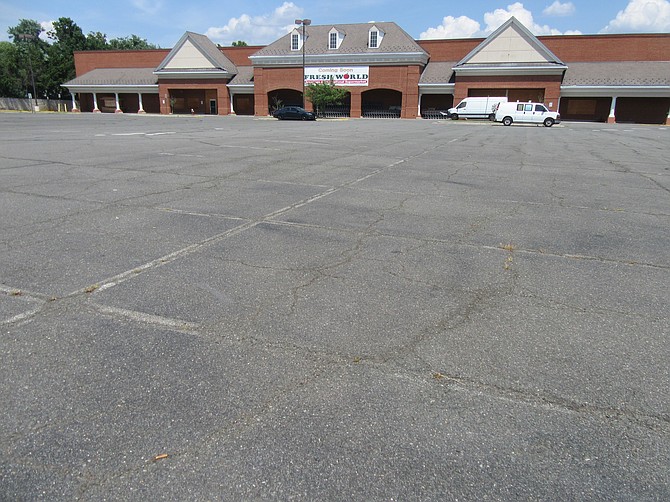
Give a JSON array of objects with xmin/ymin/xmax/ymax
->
[
  {"xmin": 85, "ymin": 31, "xmax": 108, "ymax": 50},
  {"xmin": 232, "ymin": 40, "xmax": 248, "ymax": 47},
  {"xmin": 0, "ymin": 41, "xmax": 23, "ymax": 97},
  {"xmin": 7, "ymin": 19, "xmax": 43, "ymax": 43},
  {"xmin": 108, "ymin": 35, "xmax": 158, "ymax": 50},
  {"xmin": 8, "ymin": 19, "xmax": 48, "ymax": 99},
  {"xmin": 305, "ymin": 80, "xmax": 349, "ymax": 116},
  {"xmin": 44, "ymin": 17, "xmax": 88, "ymax": 98}
]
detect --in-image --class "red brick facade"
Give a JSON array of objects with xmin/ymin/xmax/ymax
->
[
  {"xmin": 454, "ymin": 75, "xmax": 563, "ymax": 112},
  {"xmin": 70, "ymin": 29, "xmax": 670, "ymax": 123},
  {"xmin": 416, "ymin": 34, "xmax": 670, "ymax": 64}
]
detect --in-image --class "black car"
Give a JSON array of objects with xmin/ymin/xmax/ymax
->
[{"xmin": 273, "ymin": 106, "xmax": 316, "ymax": 121}]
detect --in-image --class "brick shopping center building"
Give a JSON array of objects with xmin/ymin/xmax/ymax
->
[{"xmin": 63, "ymin": 17, "xmax": 670, "ymax": 124}]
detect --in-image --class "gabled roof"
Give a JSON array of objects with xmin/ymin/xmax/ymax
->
[
  {"xmin": 454, "ymin": 17, "xmax": 566, "ymax": 73},
  {"xmin": 250, "ymin": 22, "xmax": 428, "ymax": 66},
  {"xmin": 228, "ymin": 66, "xmax": 254, "ymax": 86},
  {"xmin": 155, "ymin": 32, "xmax": 238, "ymax": 77},
  {"xmin": 419, "ymin": 62, "xmax": 456, "ymax": 84}
]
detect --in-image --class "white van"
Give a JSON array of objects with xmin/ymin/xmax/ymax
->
[
  {"xmin": 494, "ymin": 102, "xmax": 561, "ymax": 127},
  {"xmin": 446, "ymin": 97, "xmax": 508, "ymax": 120}
]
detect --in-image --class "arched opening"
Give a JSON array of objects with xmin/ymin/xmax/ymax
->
[
  {"xmin": 361, "ymin": 89, "xmax": 402, "ymax": 118},
  {"xmin": 318, "ymin": 91, "xmax": 351, "ymax": 118},
  {"xmin": 421, "ymin": 94, "xmax": 454, "ymax": 119},
  {"xmin": 268, "ymin": 89, "xmax": 303, "ymax": 114}
]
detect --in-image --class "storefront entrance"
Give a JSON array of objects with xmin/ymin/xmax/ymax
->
[{"xmin": 168, "ymin": 89, "xmax": 219, "ymax": 114}]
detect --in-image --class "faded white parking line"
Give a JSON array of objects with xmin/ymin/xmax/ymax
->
[
  {"xmin": 159, "ymin": 152, "xmax": 205, "ymax": 158},
  {"xmin": 94, "ymin": 132, "xmax": 178, "ymax": 137},
  {"xmin": 90, "ymin": 303, "xmax": 200, "ymax": 332}
]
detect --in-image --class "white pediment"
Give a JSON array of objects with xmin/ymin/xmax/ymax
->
[
  {"xmin": 469, "ymin": 24, "xmax": 550, "ymax": 64},
  {"xmin": 455, "ymin": 17, "xmax": 565, "ymax": 69},
  {"xmin": 164, "ymin": 40, "xmax": 216, "ymax": 69}
]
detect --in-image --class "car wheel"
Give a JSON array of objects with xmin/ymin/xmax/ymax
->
[
  {"xmin": 451, "ymin": 114, "xmax": 458, "ymax": 120},
  {"xmin": 543, "ymin": 117, "xmax": 554, "ymax": 127},
  {"xmin": 502, "ymin": 116, "xmax": 513, "ymax": 126}
]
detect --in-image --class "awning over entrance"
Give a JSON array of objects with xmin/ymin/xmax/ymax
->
[{"xmin": 62, "ymin": 68, "xmax": 159, "ymax": 113}]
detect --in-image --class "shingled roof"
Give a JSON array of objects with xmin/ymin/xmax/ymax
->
[
  {"xmin": 228, "ymin": 66, "xmax": 254, "ymax": 86},
  {"xmin": 250, "ymin": 22, "xmax": 428, "ymax": 65},
  {"xmin": 64, "ymin": 68, "xmax": 158, "ymax": 88},
  {"xmin": 419, "ymin": 62, "xmax": 457, "ymax": 84},
  {"xmin": 562, "ymin": 62, "xmax": 670, "ymax": 86}
]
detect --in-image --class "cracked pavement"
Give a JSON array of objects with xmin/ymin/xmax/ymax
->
[{"xmin": 1, "ymin": 114, "xmax": 669, "ymax": 500}]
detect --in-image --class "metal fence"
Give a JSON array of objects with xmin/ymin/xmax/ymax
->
[
  {"xmin": 421, "ymin": 110, "xmax": 451, "ymax": 120},
  {"xmin": 320, "ymin": 106, "xmax": 350, "ymax": 118},
  {"xmin": 361, "ymin": 107, "xmax": 401, "ymax": 119}
]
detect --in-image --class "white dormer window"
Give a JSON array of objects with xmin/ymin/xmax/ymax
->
[
  {"xmin": 369, "ymin": 30, "xmax": 378, "ymax": 48},
  {"xmin": 368, "ymin": 25, "xmax": 384, "ymax": 48},
  {"xmin": 291, "ymin": 32, "xmax": 300, "ymax": 51},
  {"xmin": 328, "ymin": 27, "xmax": 344, "ymax": 50}
]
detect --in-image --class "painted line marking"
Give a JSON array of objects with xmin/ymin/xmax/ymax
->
[{"xmin": 90, "ymin": 303, "xmax": 200, "ymax": 332}]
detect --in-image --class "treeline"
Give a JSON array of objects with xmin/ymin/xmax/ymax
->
[{"xmin": 1, "ymin": 18, "xmax": 158, "ymax": 99}]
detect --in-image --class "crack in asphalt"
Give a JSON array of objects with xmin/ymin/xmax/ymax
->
[{"xmin": 3, "ymin": 123, "xmax": 669, "ymax": 496}]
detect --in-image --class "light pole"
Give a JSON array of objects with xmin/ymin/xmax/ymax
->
[
  {"xmin": 294, "ymin": 19, "xmax": 311, "ymax": 108},
  {"xmin": 16, "ymin": 33, "xmax": 39, "ymax": 113}
]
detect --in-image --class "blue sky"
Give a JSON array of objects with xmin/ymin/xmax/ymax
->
[{"xmin": 1, "ymin": 0, "xmax": 669, "ymax": 47}]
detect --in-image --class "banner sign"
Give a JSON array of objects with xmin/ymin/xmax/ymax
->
[{"xmin": 304, "ymin": 66, "xmax": 369, "ymax": 86}]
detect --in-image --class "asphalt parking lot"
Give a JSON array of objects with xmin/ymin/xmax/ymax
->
[{"xmin": 1, "ymin": 113, "xmax": 668, "ymax": 500}]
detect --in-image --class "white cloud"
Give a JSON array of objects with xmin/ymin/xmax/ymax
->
[
  {"xmin": 132, "ymin": 0, "xmax": 164, "ymax": 16},
  {"xmin": 419, "ymin": 16, "xmax": 481, "ymax": 39},
  {"xmin": 206, "ymin": 2, "xmax": 303, "ymax": 45},
  {"xmin": 483, "ymin": 2, "xmax": 562, "ymax": 35},
  {"xmin": 543, "ymin": 1, "xmax": 576, "ymax": 17},
  {"xmin": 39, "ymin": 20, "xmax": 54, "ymax": 42},
  {"xmin": 420, "ymin": 2, "xmax": 582, "ymax": 39},
  {"xmin": 601, "ymin": 0, "xmax": 670, "ymax": 33}
]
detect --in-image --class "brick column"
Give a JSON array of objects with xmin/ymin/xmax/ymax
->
[
  {"xmin": 254, "ymin": 68, "xmax": 268, "ymax": 116},
  {"xmin": 350, "ymin": 89, "xmax": 361, "ymax": 118},
  {"xmin": 402, "ymin": 66, "xmax": 420, "ymax": 119}
]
